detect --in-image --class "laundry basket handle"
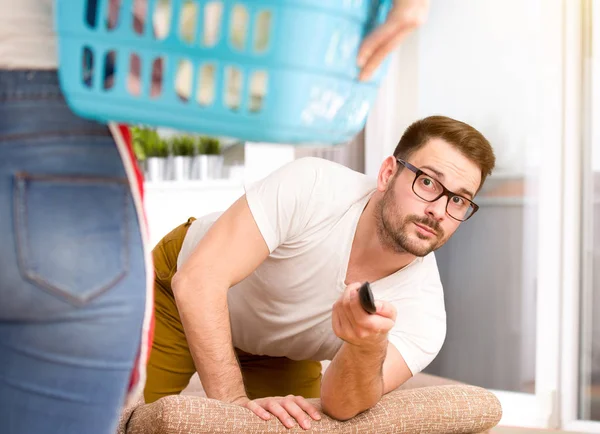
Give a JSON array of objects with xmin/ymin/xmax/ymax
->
[{"xmin": 377, "ymin": 0, "xmax": 393, "ymax": 25}]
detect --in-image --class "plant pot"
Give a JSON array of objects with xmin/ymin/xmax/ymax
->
[
  {"xmin": 147, "ymin": 157, "xmax": 171, "ymax": 182},
  {"xmin": 197, "ymin": 155, "xmax": 224, "ymax": 180},
  {"xmin": 190, "ymin": 156, "xmax": 201, "ymax": 180},
  {"xmin": 173, "ymin": 156, "xmax": 194, "ymax": 181}
]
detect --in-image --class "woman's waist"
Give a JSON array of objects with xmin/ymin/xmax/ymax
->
[
  {"xmin": 0, "ymin": 70, "xmax": 111, "ymax": 140},
  {"xmin": 0, "ymin": 70, "xmax": 62, "ymax": 100}
]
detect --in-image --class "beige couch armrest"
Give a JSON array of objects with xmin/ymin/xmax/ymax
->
[
  {"xmin": 399, "ymin": 372, "xmax": 465, "ymax": 389},
  {"xmin": 123, "ymin": 385, "xmax": 501, "ymax": 434}
]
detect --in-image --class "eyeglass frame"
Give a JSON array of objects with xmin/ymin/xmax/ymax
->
[{"xmin": 395, "ymin": 158, "xmax": 479, "ymax": 221}]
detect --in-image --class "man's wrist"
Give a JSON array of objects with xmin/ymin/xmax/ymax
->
[
  {"xmin": 348, "ymin": 336, "xmax": 388, "ymax": 354},
  {"xmin": 201, "ymin": 364, "xmax": 247, "ymax": 403},
  {"xmin": 225, "ymin": 394, "xmax": 250, "ymax": 405}
]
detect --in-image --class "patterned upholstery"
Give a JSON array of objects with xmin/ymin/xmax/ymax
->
[{"xmin": 117, "ymin": 374, "xmax": 502, "ymax": 434}]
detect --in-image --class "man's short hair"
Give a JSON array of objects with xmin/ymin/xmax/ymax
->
[{"xmin": 393, "ymin": 116, "xmax": 496, "ymax": 188}]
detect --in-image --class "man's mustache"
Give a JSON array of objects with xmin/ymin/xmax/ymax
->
[{"xmin": 408, "ymin": 216, "xmax": 442, "ymax": 237}]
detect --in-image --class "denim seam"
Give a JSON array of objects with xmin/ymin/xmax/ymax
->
[
  {"xmin": 0, "ymin": 130, "xmax": 112, "ymax": 143},
  {"xmin": 0, "ymin": 342, "xmax": 137, "ymax": 370},
  {"xmin": 14, "ymin": 172, "xmax": 129, "ymax": 185},
  {"xmin": 0, "ymin": 94, "xmax": 63, "ymax": 102},
  {"xmin": 13, "ymin": 172, "xmax": 131, "ymax": 307}
]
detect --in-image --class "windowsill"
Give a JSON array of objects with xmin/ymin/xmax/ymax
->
[{"xmin": 144, "ymin": 178, "xmax": 245, "ymax": 191}]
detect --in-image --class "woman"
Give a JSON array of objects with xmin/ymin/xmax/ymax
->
[
  {"xmin": 0, "ymin": 1, "xmax": 152, "ymax": 433},
  {"xmin": 0, "ymin": 0, "xmax": 428, "ymax": 432}
]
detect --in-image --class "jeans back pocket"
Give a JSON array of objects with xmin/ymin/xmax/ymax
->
[{"xmin": 14, "ymin": 172, "xmax": 130, "ymax": 305}]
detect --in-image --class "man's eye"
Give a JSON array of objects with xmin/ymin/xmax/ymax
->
[{"xmin": 422, "ymin": 177, "xmax": 434, "ymax": 187}]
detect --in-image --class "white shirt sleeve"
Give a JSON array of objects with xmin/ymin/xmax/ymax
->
[
  {"xmin": 387, "ymin": 254, "xmax": 447, "ymax": 375},
  {"xmin": 244, "ymin": 157, "xmax": 322, "ymax": 253}
]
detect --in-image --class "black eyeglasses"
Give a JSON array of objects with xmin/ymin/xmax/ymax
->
[{"xmin": 396, "ymin": 158, "xmax": 479, "ymax": 221}]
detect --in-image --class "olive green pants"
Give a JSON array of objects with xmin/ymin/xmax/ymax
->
[{"xmin": 144, "ymin": 218, "xmax": 323, "ymax": 403}]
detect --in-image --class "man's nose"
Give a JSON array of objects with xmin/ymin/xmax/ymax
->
[{"xmin": 424, "ymin": 196, "xmax": 447, "ymax": 221}]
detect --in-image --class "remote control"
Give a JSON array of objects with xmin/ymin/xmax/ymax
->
[{"xmin": 358, "ymin": 282, "xmax": 377, "ymax": 314}]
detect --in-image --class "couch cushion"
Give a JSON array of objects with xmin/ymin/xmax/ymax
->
[{"xmin": 123, "ymin": 384, "xmax": 502, "ymax": 434}]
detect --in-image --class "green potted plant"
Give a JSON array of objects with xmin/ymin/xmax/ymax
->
[
  {"xmin": 197, "ymin": 136, "xmax": 223, "ymax": 180},
  {"xmin": 171, "ymin": 135, "xmax": 196, "ymax": 181},
  {"xmin": 131, "ymin": 126, "xmax": 148, "ymax": 172},
  {"xmin": 136, "ymin": 127, "xmax": 170, "ymax": 181}
]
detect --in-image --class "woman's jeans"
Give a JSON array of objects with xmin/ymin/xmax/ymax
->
[{"xmin": 0, "ymin": 70, "xmax": 147, "ymax": 434}]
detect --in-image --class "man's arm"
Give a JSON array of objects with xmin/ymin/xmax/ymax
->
[
  {"xmin": 321, "ymin": 341, "xmax": 412, "ymax": 420},
  {"xmin": 171, "ymin": 195, "xmax": 271, "ymax": 405},
  {"xmin": 320, "ymin": 283, "xmax": 412, "ymax": 421},
  {"xmin": 172, "ymin": 194, "xmax": 324, "ymax": 429}
]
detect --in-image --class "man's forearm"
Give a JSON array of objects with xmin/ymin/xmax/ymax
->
[
  {"xmin": 320, "ymin": 340, "xmax": 388, "ymax": 420},
  {"xmin": 172, "ymin": 273, "xmax": 246, "ymax": 402}
]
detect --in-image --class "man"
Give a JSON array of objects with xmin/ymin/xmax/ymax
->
[{"xmin": 144, "ymin": 116, "xmax": 496, "ymax": 430}]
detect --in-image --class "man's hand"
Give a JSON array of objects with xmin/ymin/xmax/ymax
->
[
  {"xmin": 231, "ymin": 395, "xmax": 322, "ymax": 430},
  {"xmin": 332, "ymin": 282, "xmax": 397, "ymax": 348},
  {"xmin": 321, "ymin": 282, "xmax": 398, "ymax": 420},
  {"xmin": 357, "ymin": 0, "xmax": 430, "ymax": 81}
]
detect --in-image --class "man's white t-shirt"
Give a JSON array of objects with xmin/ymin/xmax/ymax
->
[{"xmin": 178, "ymin": 157, "xmax": 446, "ymax": 376}]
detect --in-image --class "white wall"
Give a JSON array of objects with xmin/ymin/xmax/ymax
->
[
  {"xmin": 144, "ymin": 142, "xmax": 295, "ymax": 247},
  {"xmin": 144, "ymin": 180, "xmax": 245, "ymax": 247},
  {"xmin": 416, "ymin": 0, "xmax": 544, "ymax": 174},
  {"xmin": 594, "ymin": 2, "xmax": 600, "ymax": 172},
  {"xmin": 368, "ymin": 0, "xmax": 546, "ymax": 175}
]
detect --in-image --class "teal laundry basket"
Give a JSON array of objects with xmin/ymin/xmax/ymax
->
[{"xmin": 56, "ymin": 0, "xmax": 392, "ymax": 145}]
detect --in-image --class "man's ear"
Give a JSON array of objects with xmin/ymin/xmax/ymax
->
[{"xmin": 376, "ymin": 156, "xmax": 398, "ymax": 192}]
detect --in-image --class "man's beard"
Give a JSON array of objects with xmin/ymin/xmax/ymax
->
[{"xmin": 375, "ymin": 185, "xmax": 445, "ymax": 257}]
